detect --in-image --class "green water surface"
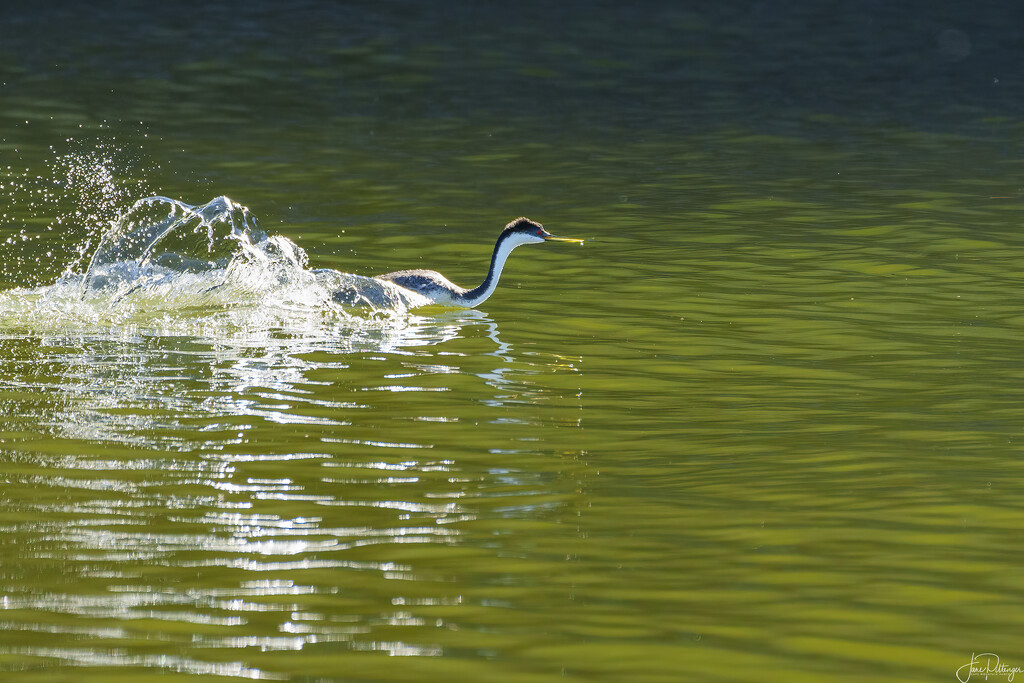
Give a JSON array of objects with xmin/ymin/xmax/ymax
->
[{"xmin": 0, "ymin": 2, "xmax": 1023, "ymax": 681}]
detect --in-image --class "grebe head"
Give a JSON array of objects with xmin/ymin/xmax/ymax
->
[{"xmin": 500, "ymin": 217, "xmax": 584, "ymax": 247}]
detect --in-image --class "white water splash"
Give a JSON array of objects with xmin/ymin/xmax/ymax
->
[
  {"xmin": 0, "ymin": 137, "xmax": 155, "ymax": 284},
  {"xmin": 0, "ymin": 196, "xmax": 431, "ymax": 337}
]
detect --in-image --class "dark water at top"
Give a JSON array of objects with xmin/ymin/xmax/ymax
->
[{"xmin": 0, "ymin": 2, "xmax": 1023, "ymax": 681}]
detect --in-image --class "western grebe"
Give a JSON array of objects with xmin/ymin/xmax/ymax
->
[{"xmin": 372, "ymin": 217, "xmax": 583, "ymax": 307}]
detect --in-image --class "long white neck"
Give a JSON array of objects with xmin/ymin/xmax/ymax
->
[{"xmin": 457, "ymin": 233, "xmax": 532, "ymax": 308}]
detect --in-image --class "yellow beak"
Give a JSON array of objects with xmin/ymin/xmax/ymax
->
[{"xmin": 543, "ymin": 235, "xmax": 584, "ymax": 244}]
